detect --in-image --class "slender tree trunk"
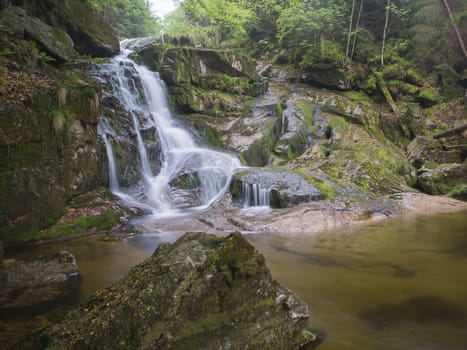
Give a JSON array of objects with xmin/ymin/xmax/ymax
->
[
  {"xmin": 344, "ymin": 0, "xmax": 356, "ymax": 68},
  {"xmin": 440, "ymin": 0, "xmax": 467, "ymax": 59},
  {"xmin": 381, "ymin": 0, "xmax": 391, "ymax": 66},
  {"xmin": 320, "ymin": 32, "xmax": 326, "ymax": 60},
  {"xmin": 351, "ymin": 0, "xmax": 364, "ymax": 60}
]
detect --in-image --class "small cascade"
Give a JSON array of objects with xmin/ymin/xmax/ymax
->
[
  {"xmin": 102, "ymin": 134, "xmax": 120, "ymax": 192},
  {"xmin": 281, "ymin": 100, "xmax": 295, "ymax": 135},
  {"xmin": 242, "ymin": 182, "xmax": 271, "ymax": 207},
  {"xmin": 281, "ymin": 110, "xmax": 287, "ymax": 134},
  {"xmin": 96, "ymin": 38, "xmax": 241, "ymax": 217}
]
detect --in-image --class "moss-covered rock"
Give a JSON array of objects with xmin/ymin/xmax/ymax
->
[
  {"xmin": 301, "ymin": 61, "xmax": 350, "ymax": 91},
  {"xmin": 417, "ymin": 89, "xmax": 442, "ymax": 108},
  {"xmin": 407, "ymin": 135, "xmax": 467, "ymax": 199},
  {"xmin": 134, "ymin": 44, "xmax": 258, "ymax": 119},
  {"xmin": 0, "ymin": 251, "xmax": 80, "ymax": 313},
  {"xmin": 0, "ymin": 78, "xmax": 103, "ymax": 246},
  {"xmin": 33, "ymin": 232, "xmax": 315, "ymax": 350},
  {"xmin": 136, "ymin": 44, "xmax": 257, "ymax": 84},
  {"xmin": 7, "ymin": 0, "xmax": 119, "ymax": 57},
  {"xmin": 416, "ymin": 163, "xmax": 467, "ymax": 197}
]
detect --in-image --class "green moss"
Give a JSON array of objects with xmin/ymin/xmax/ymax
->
[
  {"xmin": 418, "ymin": 89, "xmax": 442, "ymax": 108},
  {"xmin": 448, "ymin": 184, "xmax": 467, "ymax": 201},
  {"xmin": 0, "ymin": 143, "xmax": 44, "ymax": 171},
  {"xmin": 296, "ymin": 170, "xmax": 335, "ymax": 200},
  {"xmin": 241, "ymin": 116, "xmax": 282, "ymax": 166},
  {"xmin": 215, "ymin": 232, "xmax": 266, "ymax": 281},
  {"xmin": 41, "ymin": 210, "xmax": 120, "ymax": 239},
  {"xmin": 365, "ymin": 75, "xmax": 377, "ymax": 91},
  {"xmin": 387, "ymin": 80, "xmax": 419, "ymax": 96},
  {"xmin": 229, "ymin": 172, "xmax": 250, "ymax": 200},
  {"xmin": 172, "ymin": 312, "xmax": 231, "ymax": 342},
  {"xmin": 199, "ymin": 74, "xmax": 255, "ymax": 95},
  {"xmin": 79, "ymin": 87, "xmax": 98, "ymax": 98},
  {"xmin": 52, "ymin": 110, "xmax": 67, "ymax": 133},
  {"xmin": 295, "ymin": 99, "xmax": 313, "ymax": 128}
]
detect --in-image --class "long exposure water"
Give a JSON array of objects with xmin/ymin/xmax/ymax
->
[
  {"xmin": 2, "ymin": 212, "xmax": 466, "ymax": 349},
  {"xmin": 97, "ymin": 39, "xmax": 241, "ymax": 217}
]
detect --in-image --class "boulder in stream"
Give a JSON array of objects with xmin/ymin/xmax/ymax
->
[
  {"xmin": 0, "ymin": 251, "xmax": 80, "ymax": 312},
  {"xmin": 34, "ymin": 232, "xmax": 315, "ymax": 350}
]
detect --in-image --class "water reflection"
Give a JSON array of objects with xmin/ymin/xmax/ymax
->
[
  {"xmin": 246, "ymin": 212, "xmax": 467, "ymax": 350},
  {"xmin": 1, "ymin": 212, "xmax": 466, "ymax": 350}
]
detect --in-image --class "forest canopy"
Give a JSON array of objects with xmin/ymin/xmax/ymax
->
[
  {"xmin": 88, "ymin": 0, "xmax": 160, "ymax": 38},
  {"xmin": 162, "ymin": 0, "xmax": 466, "ymax": 90}
]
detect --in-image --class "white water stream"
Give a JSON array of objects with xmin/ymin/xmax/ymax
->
[{"xmin": 97, "ymin": 39, "xmax": 241, "ymax": 217}]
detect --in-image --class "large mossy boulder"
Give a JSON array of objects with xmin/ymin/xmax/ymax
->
[
  {"xmin": 407, "ymin": 136, "xmax": 466, "ymax": 199},
  {"xmin": 34, "ymin": 232, "xmax": 315, "ymax": 350},
  {"xmin": 0, "ymin": 7, "xmax": 77, "ymax": 61},
  {"xmin": 301, "ymin": 62, "xmax": 350, "ymax": 91},
  {"xmin": 0, "ymin": 251, "xmax": 80, "ymax": 313},
  {"xmin": 7, "ymin": 0, "xmax": 119, "ymax": 57}
]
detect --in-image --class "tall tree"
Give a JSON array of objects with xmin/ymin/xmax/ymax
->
[
  {"xmin": 440, "ymin": 0, "xmax": 467, "ymax": 59},
  {"xmin": 350, "ymin": 0, "xmax": 364, "ymax": 60},
  {"xmin": 344, "ymin": 0, "xmax": 356, "ymax": 67},
  {"xmin": 380, "ymin": 0, "xmax": 391, "ymax": 66}
]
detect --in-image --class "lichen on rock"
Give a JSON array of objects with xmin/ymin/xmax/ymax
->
[{"xmin": 33, "ymin": 232, "xmax": 315, "ymax": 350}]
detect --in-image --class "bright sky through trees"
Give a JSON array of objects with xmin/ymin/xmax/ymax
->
[{"xmin": 148, "ymin": 0, "xmax": 179, "ymax": 17}]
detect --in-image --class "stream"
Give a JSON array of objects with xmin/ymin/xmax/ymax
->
[
  {"xmin": 2, "ymin": 211, "xmax": 466, "ymax": 349},
  {"xmin": 2, "ymin": 38, "xmax": 466, "ymax": 349}
]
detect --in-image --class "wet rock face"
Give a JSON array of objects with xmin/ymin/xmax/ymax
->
[
  {"xmin": 0, "ymin": 251, "xmax": 80, "ymax": 312},
  {"xmin": 35, "ymin": 233, "xmax": 314, "ymax": 350},
  {"xmin": 232, "ymin": 169, "xmax": 325, "ymax": 208}
]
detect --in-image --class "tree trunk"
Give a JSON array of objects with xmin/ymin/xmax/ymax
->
[
  {"xmin": 320, "ymin": 32, "xmax": 326, "ymax": 60},
  {"xmin": 381, "ymin": 0, "xmax": 391, "ymax": 66},
  {"xmin": 344, "ymin": 0, "xmax": 356, "ymax": 68},
  {"xmin": 433, "ymin": 124, "xmax": 467, "ymax": 139},
  {"xmin": 351, "ymin": 0, "xmax": 364, "ymax": 60},
  {"xmin": 440, "ymin": 0, "xmax": 467, "ymax": 59}
]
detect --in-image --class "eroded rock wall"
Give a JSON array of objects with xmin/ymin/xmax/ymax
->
[{"xmin": 0, "ymin": 81, "xmax": 103, "ymax": 245}]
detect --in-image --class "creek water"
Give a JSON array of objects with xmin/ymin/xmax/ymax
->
[
  {"xmin": 2, "ymin": 212, "xmax": 466, "ymax": 349},
  {"xmin": 248, "ymin": 211, "xmax": 467, "ymax": 350},
  {"xmin": 3, "ymin": 39, "xmax": 466, "ymax": 349}
]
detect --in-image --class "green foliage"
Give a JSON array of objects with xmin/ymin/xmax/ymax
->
[
  {"xmin": 52, "ymin": 110, "xmax": 67, "ymax": 133},
  {"xmin": 180, "ymin": 0, "xmax": 252, "ymax": 47},
  {"xmin": 42, "ymin": 210, "xmax": 120, "ymax": 239},
  {"xmin": 88, "ymin": 0, "xmax": 159, "ymax": 38},
  {"xmin": 448, "ymin": 183, "xmax": 467, "ymax": 201},
  {"xmin": 300, "ymin": 41, "xmax": 344, "ymax": 69}
]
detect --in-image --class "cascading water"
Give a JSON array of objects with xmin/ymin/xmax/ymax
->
[
  {"xmin": 96, "ymin": 39, "xmax": 241, "ymax": 217},
  {"xmin": 242, "ymin": 182, "xmax": 271, "ymax": 207}
]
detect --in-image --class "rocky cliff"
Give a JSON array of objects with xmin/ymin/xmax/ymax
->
[{"xmin": 0, "ymin": 0, "xmax": 119, "ymax": 248}]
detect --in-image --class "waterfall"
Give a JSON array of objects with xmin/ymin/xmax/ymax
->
[
  {"xmin": 96, "ymin": 39, "xmax": 241, "ymax": 217},
  {"xmin": 281, "ymin": 111, "xmax": 287, "ymax": 134},
  {"xmin": 242, "ymin": 182, "xmax": 271, "ymax": 207}
]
